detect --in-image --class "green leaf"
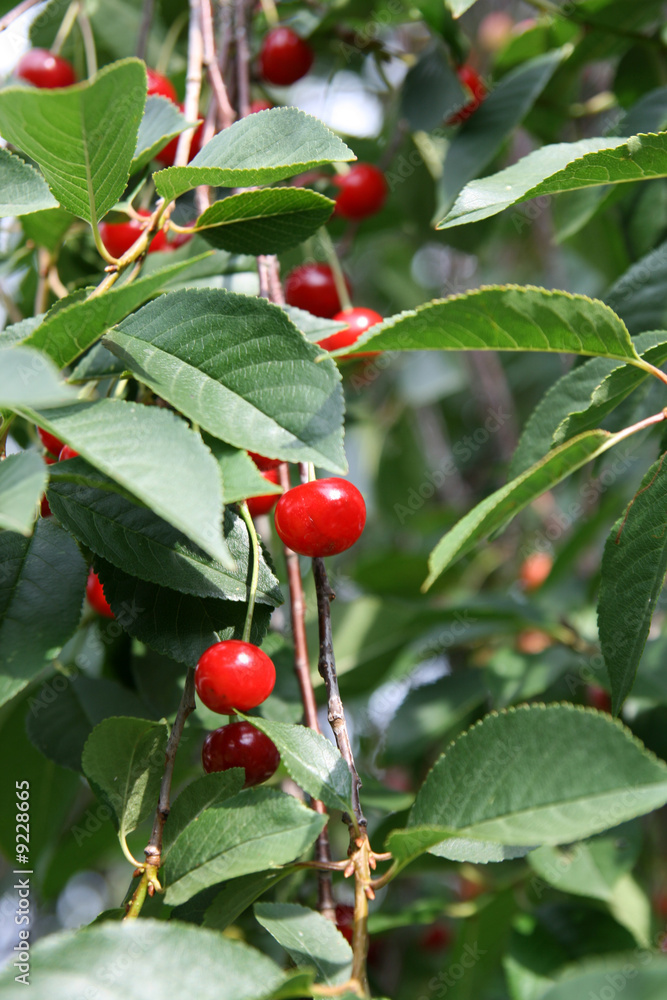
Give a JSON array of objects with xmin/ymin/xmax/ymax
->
[
  {"xmin": 132, "ymin": 95, "xmax": 190, "ymax": 171},
  {"xmin": 20, "ymin": 206, "xmax": 74, "ymax": 252},
  {"xmin": 281, "ymin": 306, "xmax": 347, "ymax": 344},
  {"xmin": 0, "ymin": 148, "xmax": 58, "ymax": 217},
  {"xmin": 538, "ymin": 955, "xmax": 667, "ymax": 1000},
  {"xmin": 0, "ymin": 520, "xmax": 87, "ymax": 708},
  {"xmin": 155, "ymin": 107, "xmax": 355, "ymax": 202},
  {"xmin": 409, "ymin": 704, "xmax": 667, "ymax": 854},
  {"xmin": 254, "ymin": 903, "xmax": 353, "ymax": 985},
  {"xmin": 22, "ymin": 255, "xmax": 212, "ymax": 369},
  {"xmin": 0, "ymin": 920, "xmax": 293, "ymax": 999},
  {"xmin": 203, "ymin": 871, "xmax": 290, "ymax": 930},
  {"xmin": 162, "ymin": 771, "xmax": 246, "ymax": 858},
  {"xmin": 425, "ymin": 429, "xmax": 620, "ymax": 590},
  {"xmin": 436, "ymin": 132, "xmax": 667, "ymax": 229},
  {"xmin": 163, "ymin": 786, "xmax": 327, "ymax": 905},
  {"xmin": 446, "ymin": 0, "xmax": 478, "ymax": 14},
  {"xmin": 0, "ymin": 347, "xmax": 77, "ymax": 408},
  {"xmin": 510, "ymin": 331, "xmax": 667, "ymax": 476},
  {"xmin": 598, "ymin": 455, "xmax": 667, "ymax": 714},
  {"xmin": 195, "ymin": 188, "xmax": 334, "ymax": 254},
  {"xmin": 206, "ymin": 439, "xmax": 283, "ymax": 504},
  {"xmin": 347, "ymin": 286, "xmax": 642, "ymax": 365},
  {"xmin": 105, "ymin": 288, "xmax": 347, "ymax": 473},
  {"xmin": 605, "ymin": 239, "xmax": 667, "ymax": 336},
  {"xmin": 93, "ymin": 556, "xmax": 272, "ymax": 664},
  {"xmin": 25, "ymin": 675, "xmax": 149, "ymax": 771},
  {"xmin": 438, "ymin": 50, "xmax": 565, "ymax": 216},
  {"xmin": 68, "ymin": 341, "xmax": 126, "ymax": 382},
  {"xmin": 400, "ymin": 43, "xmax": 466, "ymax": 132},
  {"xmin": 239, "ymin": 717, "xmax": 354, "ymax": 815},
  {"xmin": 81, "ymin": 716, "xmax": 168, "ymax": 846},
  {"xmin": 19, "ymin": 399, "xmax": 230, "ymax": 567},
  {"xmin": 47, "ymin": 463, "xmax": 282, "ymax": 603},
  {"xmin": 0, "ymin": 451, "xmax": 46, "ymax": 535},
  {"xmin": 0, "ymin": 60, "xmax": 147, "ymax": 224}
]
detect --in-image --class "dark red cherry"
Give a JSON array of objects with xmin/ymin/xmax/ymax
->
[
  {"xmin": 246, "ymin": 469, "xmax": 281, "ymax": 517},
  {"xmin": 285, "ymin": 263, "xmax": 352, "ymax": 319},
  {"xmin": 248, "ymin": 452, "xmax": 281, "ymax": 471},
  {"xmin": 202, "ymin": 720, "xmax": 280, "ymax": 787},
  {"xmin": 274, "ymin": 478, "xmax": 366, "ymax": 557},
  {"xmin": 333, "ymin": 164, "xmax": 388, "ymax": 221},
  {"xmin": 259, "ymin": 28, "xmax": 313, "ymax": 87},
  {"xmin": 446, "ymin": 65, "xmax": 487, "ymax": 125},
  {"xmin": 99, "ymin": 209, "xmax": 168, "ymax": 259},
  {"xmin": 155, "ymin": 105, "xmax": 204, "ymax": 166},
  {"xmin": 16, "ymin": 49, "xmax": 76, "ymax": 89},
  {"xmin": 38, "ymin": 427, "xmax": 64, "ymax": 458},
  {"xmin": 335, "ymin": 904, "xmax": 354, "ymax": 943},
  {"xmin": 86, "ymin": 569, "xmax": 114, "ymax": 619},
  {"xmin": 195, "ymin": 639, "xmax": 276, "ymax": 714}
]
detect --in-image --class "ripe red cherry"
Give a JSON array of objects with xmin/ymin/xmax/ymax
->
[
  {"xmin": 202, "ymin": 720, "xmax": 280, "ymax": 787},
  {"xmin": 274, "ymin": 478, "xmax": 366, "ymax": 557},
  {"xmin": 38, "ymin": 427, "xmax": 64, "ymax": 458},
  {"xmin": 586, "ymin": 685, "xmax": 612, "ymax": 713},
  {"xmin": 285, "ymin": 263, "xmax": 352, "ymax": 319},
  {"xmin": 146, "ymin": 67, "xmax": 177, "ymax": 102},
  {"xmin": 40, "ymin": 495, "xmax": 52, "ymax": 518},
  {"xmin": 195, "ymin": 639, "xmax": 276, "ymax": 714},
  {"xmin": 420, "ymin": 923, "xmax": 452, "ymax": 953},
  {"xmin": 155, "ymin": 105, "xmax": 204, "ymax": 166},
  {"xmin": 16, "ymin": 49, "xmax": 76, "ymax": 89},
  {"xmin": 259, "ymin": 28, "xmax": 313, "ymax": 86},
  {"xmin": 249, "ymin": 99, "xmax": 273, "ymax": 114},
  {"xmin": 334, "ymin": 164, "xmax": 388, "ymax": 221},
  {"xmin": 58, "ymin": 445, "xmax": 79, "ymax": 461},
  {"xmin": 246, "ymin": 469, "xmax": 281, "ymax": 518},
  {"xmin": 99, "ymin": 209, "xmax": 168, "ymax": 259},
  {"xmin": 318, "ymin": 307, "xmax": 382, "ymax": 359},
  {"xmin": 86, "ymin": 569, "xmax": 115, "ymax": 619},
  {"xmin": 248, "ymin": 452, "xmax": 281, "ymax": 471},
  {"xmin": 446, "ymin": 65, "xmax": 487, "ymax": 125},
  {"xmin": 335, "ymin": 904, "xmax": 354, "ymax": 943}
]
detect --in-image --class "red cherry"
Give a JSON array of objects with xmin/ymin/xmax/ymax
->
[
  {"xmin": 248, "ymin": 452, "xmax": 281, "ymax": 471},
  {"xmin": 249, "ymin": 99, "xmax": 273, "ymax": 114},
  {"xmin": 446, "ymin": 65, "xmax": 487, "ymax": 125},
  {"xmin": 40, "ymin": 495, "xmax": 52, "ymax": 518},
  {"xmin": 259, "ymin": 28, "xmax": 313, "ymax": 86},
  {"xmin": 274, "ymin": 478, "xmax": 366, "ymax": 558},
  {"xmin": 519, "ymin": 552, "xmax": 553, "ymax": 591},
  {"xmin": 285, "ymin": 263, "xmax": 352, "ymax": 319},
  {"xmin": 202, "ymin": 721, "xmax": 280, "ymax": 787},
  {"xmin": 420, "ymin": 923, "xmax": 452, "ymax": 952},
  {"xmin": 335, "ymin": 904, "xmax": 354, "ymax": 943},
  {"xmin": 195, "ymin": 639, "xmax": 276, "ymax": 714},
  {"xmin": 86, "ymin": 568, "xmax": 115, "ymax": 619},
  {"xmin": 586, "ymin": 685, "xmax": 612, "ymax": 713},
  {"xmin": 334, "ymin": 164, "xmax": 388, "ymax": 221},
  {"xmin": 58, "ymin": 445, "xmax": 79, "ymax": 461},
  {"xmin": 38, "ymin": 427, "xmax": 64, "ymax": 458},
  {"xmin": 146, "ymin": 67, "xmax": 177, "ymax": 102},
  {"xmin": 99, "ymin": 209, "xmax": 167, "ymax": 259},
  {"xmin": 155, "ymin": 105, "xmax": 204, "ymax": 166},
  {"xmin": 319, "ymin": 307, "xmax": 382, "ymax": 359},
  {"xmin": 246, "ymin": 469, "xmax": 281, "ymax": 518},
  {"xmin": 15, "ymin": 49, "xmax": 76, "ymax": 89}
]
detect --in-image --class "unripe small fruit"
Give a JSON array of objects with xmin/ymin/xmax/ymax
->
[
  {"xmin": 195, "ymin": 639, "xmax": 276, "ymax": 714},
  {"xmin": 202, "ymin": 721, "xmax": 280, "ymax": 787},
  {"xmin": 274, "ymin": 478, "xmax": 366, "ymax": 557},
  {"xmin": 519, "ymin": 552, "xmax": 553, "ymax": 591}
]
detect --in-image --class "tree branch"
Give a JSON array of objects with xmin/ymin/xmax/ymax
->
[
  {"xmin": 200, "ymin": 0, "xmax": 235, "ymax": 130},
  {"xmin": 234, "ymin": 0, "xmax": 250, "ymax": 119},
  {"xmin": 175, "ymin": 0, "xmax": 204, "ymax": 168}
]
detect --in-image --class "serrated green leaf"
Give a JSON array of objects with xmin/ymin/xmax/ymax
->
[
  {"xmin": 598, "ymin": 455, "xmax": 667, "ymax": 714},
  {"xmin": 81, "ymin": 716, "xmax": 168, "ymax": 844},
  {"xmin": 68, "ymin": 341, "xmax": 126, "ymax": 382},
  {"xmin": 132, "ymin": 95, "xmax": 190, "ymax": 171},
  {"xmin": 206, "ymin": 438, "xmax": 283, "ymax": 504},
  {"xmin": 162, "ymin": 771, "xmax": 246, "ymax": 858},
  {"xmin": 93, "ymin": 556, "xmax": 272, "ymax": 665},
  {"xmin": 18, "ymin": 398, "xmax": 230, "ymax": 568},
  {"xmin": 25, "ymin": 675, "xmax": 149, "ymax": 772},
  {"xmin": 239, "ymin": 716, "xmax": 354, "ymax": 815},
  {"xmin": 346, "ymin": 286, "xmax": 642, "ymax": 365},
  {"xmin": 438, "ymin": 50, "xmax": 564, "ymax": 216},
  {"xmin": 163, "ymin": 786, "xmax": 327, "ymax": 905},
  {"xmin": 155, "ymin": 107, "xmax": 355, "ymax": 202},
  {"xmin": 0, "ymin": 451, "xmax": 46, "ymax": 535},
  {"xmin": 0, "ymin": 920, "xmax": 291, "ymax": 999},
  {"xmin": 0, "ymin": 520, "xmax": 87, "ymax": 708},
  {"xmin": 22, "ymin": 254, "xmax": 212, "ymax": 369},
  {"xmin": 425, "ymin": 429, "xmax": 619, "ymax": 589},
  {"xmin": 0, "ymin": 147, "xmax": 58, "ymax": 217},
  {"xmin": 20, "ymin": 206, "xmax": 74, "ymax": 252},
  {"xmin": 255, "ymin": 903, "xmax": 353, "ymax": 985},
  {"xmin": 195, "ymin": 188, "xmax": 334, "ymax": 254},
  {"xmin": 203, "ymin": 871, "xmax": 290, "ymax": 930},
  {"xmin": 409, "ymin": 704, "xmax": 667, "ymax": 854},
  {"xmin": 0, "ymin": 60, "xmax": 147, "ymax": 224},
  {"xmin": 105, "ymin": 288, "xmax": 347, "ymax": 473},
  {"xmin": 47, "ymin": 462, "xmax": 282, "ymax": 603},
  {"xmin": 281, "ymin": 306, "xmax": 347, "ymax": 343},
  {"xmin": 0, "ymin": 347, "xmax": 77, "ymax": 408},
  {"xmin": 437, "ymin": 132, "xmax": 667, "ymax": 229}
]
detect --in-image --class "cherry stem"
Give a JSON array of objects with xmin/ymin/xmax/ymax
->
[
  {"xmin": 77, "ymin": 5, "xmax": 97, "ymax": 77},
  {"xmin": 317, "ymin": 227, "xmax": 353, "ymax": 312},
  {"xmin": 239, "ymin": 501, "xmax": 260, "ymax": 644},
  {"xmin": 143, "ymin": 668, "xmax": 197, "ymax": 871},
  {"xmin": 135, "ymin": 0, "xmax": 154, "ymax": 60},
  {"xmin": 51, "ymin": 0, "xmax": 79, "ymax": 56},
  {"xmin": 155, "ymin": 11, "xmax": 188, "ymax": 76}
]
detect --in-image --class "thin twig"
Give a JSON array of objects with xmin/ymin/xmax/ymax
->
[
  {"xmin": 135, "ymin": 0, "xmax": 154, "ymax": 60},
  {"xmin": 144, "ymin": 668, "xmax": 197, "ymax": 870},
  {"xmin": 76, "ymin": 6, "xmax": 97, "ymax": 77},
  {"xmin": 312, "ymin": 556, "xmax": 366, "ymax": 834},
  {"xmin": 0, "ymin": 0, "xmax": 41, "ymax": 33},
  {"xmin": 234, "ymin": 0, "xmax": 250, "ymax": 119},
  {"xmin": 175, "ymin": 0, "xmax": 204, "ymax": 168},
  {"xmin": 200, "ymin": 0, "xmax": 235, "ymax": 129}
]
